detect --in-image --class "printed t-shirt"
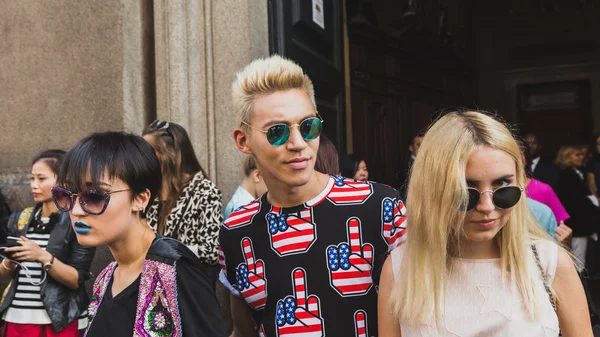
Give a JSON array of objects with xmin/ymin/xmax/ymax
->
[{"xmin": 219, "ymin": 176, "xmax": 407, "ymax": 337}]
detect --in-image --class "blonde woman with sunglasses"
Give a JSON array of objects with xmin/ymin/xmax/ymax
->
[{"xmin": 378, "ymin": 111, "xmax": 592, "ymax": 337}]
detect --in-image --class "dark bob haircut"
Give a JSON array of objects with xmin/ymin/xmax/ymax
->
[
  {"xmin": 57, "ymin": 132, "xmax": 162, "ymax": 212},
  {"xmin": 32, "ymin": 149, "xmax": 66, "ymax": 176},
  {"xmin": 339, "ymin": 153, "xmax": 365, "ymax": 179}
]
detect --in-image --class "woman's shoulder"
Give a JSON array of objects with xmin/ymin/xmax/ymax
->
[
  {"xmin": 389, "ymin": 244, "xmax": 407, "ymax": 278},
  {"xmin": 3, "ymin": 204, "xmax": 37, "ymax": 230},
  {"xmin": 187, "ymin": 172, "xmax": 221, "ymax": 196},
  {"xmin": 148, "ymin": 235, "xmax": 199, "ymax": 262},
  {"xmin": 532, "ymin": 239, "xmax": 559, "ymax": 281}
]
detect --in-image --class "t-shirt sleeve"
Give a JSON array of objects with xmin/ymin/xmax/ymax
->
[
  {"xmin": 176, "ymin": 259, "xmax": 226, "ymax": 337},
  {"xmin": 378, "ymin": 185, "xmax": 408, "ymax": 252},
  {"xmin": 217, "ymin": 245, "xmax": 241, "ymax": 297},
  {"xmin": 371, "ymin": 184, "xmax": 408, "ymax": 287}
]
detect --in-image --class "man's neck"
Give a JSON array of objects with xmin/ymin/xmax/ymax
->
[{"xmin": 265, "ymin": 172, "xmax": 330, "ymax": 208}]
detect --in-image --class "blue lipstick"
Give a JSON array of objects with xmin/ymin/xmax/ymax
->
[{"xmin": 74, "ymin": 221, "xmax": 91, "ymax": 234}]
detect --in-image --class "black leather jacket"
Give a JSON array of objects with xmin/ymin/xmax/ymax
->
[{"xmin": 0, "ymin": 203, "xmax": 96, "ymax": 332}]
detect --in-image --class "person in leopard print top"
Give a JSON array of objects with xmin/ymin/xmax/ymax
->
[{"xmin": 143, "ymin": 120, "xmax": 223, "ymax": 286}]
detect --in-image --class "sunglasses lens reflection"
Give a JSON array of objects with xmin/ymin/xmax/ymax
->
[
  {"xmin": 493, "ymin": 186, "xmax": 522, "ymax": 209},
  {"xmin": 52, "ymin": 187, "xmax": 72, "ymax": 212},
  {"xmin": 80, "ymin": 191, "xmax": 108, "ymax": 214},
  {"xmin": 266, "ymin": 124, "xmax": 290, "ymax": 146},
  {"xmin": 300, "ymin": 118, "xmax": 322, "ymax": 141}
]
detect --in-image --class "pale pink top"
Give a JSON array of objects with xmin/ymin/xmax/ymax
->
[
  {"xmin": 526, "ymin": 178, "xmax": 570, "ymax": 223},
  {"xmin": 391, "ymin": 242, "xmax": 559, "ymax": 337}
]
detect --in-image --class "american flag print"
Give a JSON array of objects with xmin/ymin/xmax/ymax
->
[
  {"xmin": 381, "ymin": 197, "xmax": 407, "ymax": 251},
  {"xmin": 276, "ymin": 268, "xmax": 324, "ymax": 337},
  {"xmin": 267, "ymin": 206, "xmax": 316, "ymax": 257},
  {"xmin": 258, "ymin": 324, "xmax": 266, "ymax": 337},
  {"xmin": 224, "ymin": 201, "xmax": 261, "ymax": 230},
  {"xmin": 326, "ymin": 217, "xmax": 374, "ymax": 297},
  {"xmin": 235, "ymin": 237, "xmax": 267, "ymax": 310},
  {"xmin": 218, "ymin": 246, "xmax": 226, "ymax": 272},
  {"xmin": 354, "ymin": 310, "xmax": 368, "ymax": 337},
  {"xmin": 327, "ymin": 177, "xmax": 374, "ymax": 206}
]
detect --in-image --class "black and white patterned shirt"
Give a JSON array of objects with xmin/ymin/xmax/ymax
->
[{"xmin": 146, "ymin": 171, "xmax": 223, "ymax": 265}]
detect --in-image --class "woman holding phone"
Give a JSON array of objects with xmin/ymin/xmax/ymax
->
[{"xmin": 0, "ymin": 150, "xmax": 95, "ymax": 337}]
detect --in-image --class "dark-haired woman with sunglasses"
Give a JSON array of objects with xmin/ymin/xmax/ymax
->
[
  {"xmin": 142, "ymin": 120, "xmax": 223, "ymax": 287},
  {"xmin": 378, "ymin": 111, "xmax": 591, "ymax": 337},
  {"xmin": 0, "ymin": 150, "xmax": 95, "ymax": 337},
  {"xmin": 51, "ymin": 132, "xmax": 225, "ymax": 337}
]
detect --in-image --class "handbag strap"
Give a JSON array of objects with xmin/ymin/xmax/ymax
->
[{"xmin": 531, "ymin": 244, "xmax": 557, "ymax": 312}]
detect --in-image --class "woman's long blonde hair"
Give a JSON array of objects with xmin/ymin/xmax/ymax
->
[{"xmin": 391, "ymin": 111, "xmax": 554, "ymax": 326}]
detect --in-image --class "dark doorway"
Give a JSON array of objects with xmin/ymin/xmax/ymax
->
[
  {"xmin": 518, "ymin": 80, "xmax": 593, "ymax": 158},
  {"xmin": 345, "ymin": 2, "xmax": 474, "ymax": 188},
  {"xmin": 268, "ymin": 0, "xmax": 346, "ymax": 153}
]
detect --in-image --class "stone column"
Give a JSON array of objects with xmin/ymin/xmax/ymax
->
[{"xmin": 152, "ymin": 1, "xmax": 269, "ymax": 332}]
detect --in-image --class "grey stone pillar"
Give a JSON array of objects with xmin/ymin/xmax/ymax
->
[
  {"xmin": 152, "ymin": 1, "xmax": 269, "ymax": 333},
  {"xmin": 153, "ymin": 0, "xmax": 268, "ymax": 204}
]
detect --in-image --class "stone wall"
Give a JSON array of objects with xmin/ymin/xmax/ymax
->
[{"xmin": 0, "ymin": 0, "xmax": 154, "ymax": 208}]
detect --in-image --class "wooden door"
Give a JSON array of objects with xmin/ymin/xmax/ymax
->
[
  {"xmin": 518, "ymin": 80, "xmax": 592, "ymax": 158},
  {"xmin": 268, "ymin": 0, "xmax": 346, "ymax": 151}
]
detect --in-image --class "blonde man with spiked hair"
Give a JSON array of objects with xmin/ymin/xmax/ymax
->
[
  {"xmin": 219, "ymin": 55, "xmax": 407, "ymax": 336},
  {"xmin": 378, "ymin": 111, "xmax": 592, "ymax": 336}
]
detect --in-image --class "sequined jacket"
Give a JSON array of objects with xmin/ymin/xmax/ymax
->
[
  {"xmin": 0, "ymin": 203, "xmax": 96, "ymax": 332},
  {"xmin": 85, "ymin": 236, "xmax": 225, "ymax": 337}
]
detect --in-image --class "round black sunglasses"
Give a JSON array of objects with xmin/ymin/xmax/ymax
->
[{"xmin": 464, "ymin": 186, "xmax": 523, "ymax": 211}]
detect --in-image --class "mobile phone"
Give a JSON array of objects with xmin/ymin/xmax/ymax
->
[{"xmin": 0, "ymin": 236, "xmax": 22, "ymax": 260}]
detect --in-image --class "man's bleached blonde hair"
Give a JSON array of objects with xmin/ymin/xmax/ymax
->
[
  {"xmin": 391, "ymin": 110, "xmax": 558, "ymax": 328},
  {"xmin": 232, "ymin": 55, "xmax": 316, "ymax": 130}
]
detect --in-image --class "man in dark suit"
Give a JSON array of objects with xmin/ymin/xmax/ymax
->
[
  {"xmin": 398, "ymin": 133, "xmax": 424, "ymax": 200},
  {"xmin": 406, "ymin": 134, "xmax": 423, "ymax": 173},
  {"xmin": 526, "ymin": 131, "xmax": 560, "ymax": 189}
]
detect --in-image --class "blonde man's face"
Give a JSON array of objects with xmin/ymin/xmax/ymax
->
[{"xmin": 245, "ymin": 89, "xmax": 320, "ymax": 190}]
